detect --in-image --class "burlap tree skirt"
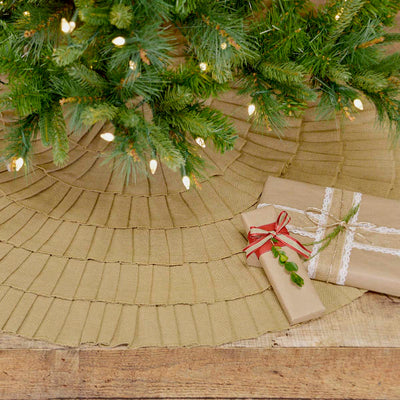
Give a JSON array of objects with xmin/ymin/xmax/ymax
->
[{"xmin": 0, "ymin": 90, "xmax": 398, "ymax": 347}]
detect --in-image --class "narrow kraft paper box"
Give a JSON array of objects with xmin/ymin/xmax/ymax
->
[{"xmin": 241, "ymin": 205, "xmax": 325, "ymax": 325}]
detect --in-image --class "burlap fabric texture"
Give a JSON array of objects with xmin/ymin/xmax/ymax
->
[{"xmin": 2, "ymin": 85, "xmax": 400, "ymax": 347}]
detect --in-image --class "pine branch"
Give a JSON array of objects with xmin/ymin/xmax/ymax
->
[
  {"xmin": 1, "ymin": 0, "xmax": 399, "ymax": 182},
  {"xmin": 81, "ymin": 103, "xmax": 119, "ymax": 126},
  {"xmin": 351, "ymin": 71, "xmax": 389, "ymax": 93},
  {"xmin": 329, "ymin": 0, "xmax": 366, "ymax": 41},
  {"xmin": 53, "ymin": 46, "xmax": 87, "ymax": 66},
  {"xmin": 258, "ymin": 61, "xmax": 306, "ymax": 86}
]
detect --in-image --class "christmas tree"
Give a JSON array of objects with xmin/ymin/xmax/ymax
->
[{"xmin": 0, "ymin": 0, "xmax": 399, "ymax": 187}]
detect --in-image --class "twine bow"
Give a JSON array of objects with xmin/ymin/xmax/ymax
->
[
  {"xmin": 244, "ymin": 211, "xmax": 311, "ymax": 259},
  {"xmin": 304, "ymin": 206, "xmax": 376, "ymax": 232},
  {"xmin": 302, "ymin": 204, "xmax": 374, "ymax": 258}
]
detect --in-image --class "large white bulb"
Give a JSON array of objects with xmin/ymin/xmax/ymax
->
[
  {"xmin": 182, "ymin": 175, "xmax": 191, "ymax": 190},
  {"xmin": 61, "ymin": 18, "xmax": 70, "ymax": 33},
  {"xmin": 248, "ymin": 104, "xmax": 256, "ymax": 116},
  {"xmin": 68, "ymin": 21, "xmax": 76, "ymax": 32},
  {"xmin": 149, "ymin": 159, "xmax": 158, "ymax": 175},
  {"xmin": 100, "ymin": 132, "xmax": 115, "ymax": 142},
  {"xmin": 199, "ymin": 62, "xmax": 207, "ymax": 72},
  {"xmin": 15, "ymin": 157, "xmax": 24, "ymax": 171},
  {"xmin": 195, "ymin": 137, "xmax": 206, "ymax": 148},
  {"xmin": 112, "ymin": 36, "xmax": 126, "ymax": 46},
  {"xmin": 353, "ymin": 98, "xmax": 364, "ymax": 110}
]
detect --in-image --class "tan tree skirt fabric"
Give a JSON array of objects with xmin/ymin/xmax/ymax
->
[{"xmin": 2, "ymin": 86, "xmax": 400, "ymax": 348}]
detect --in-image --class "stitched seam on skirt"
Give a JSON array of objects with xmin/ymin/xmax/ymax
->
[
  {"xmin": 0, "ymin": 283, "xmax": 273, "ymax": 307},
  {"xmin": 0, "ymin": 191, "xmax": 258, "ymax": 229}
]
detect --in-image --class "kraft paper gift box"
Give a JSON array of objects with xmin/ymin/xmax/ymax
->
[
  {"xmin": 241, "ymin": 205, "xmax": 326, "ymax": 325},
  {"xmin": 250, "ymin": 176, "xmax": 400, "ymax": 297}
]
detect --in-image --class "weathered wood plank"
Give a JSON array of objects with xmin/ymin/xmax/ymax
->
[{"xmin": 0, "ymin": 348, "xmax": 398, "ymax": 400}]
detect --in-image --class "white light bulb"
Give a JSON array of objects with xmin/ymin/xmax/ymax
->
[
  {"xmin": 69, "ymin": 21, "xmax": 76, "ymax": 32},
  {"xmin": 195, "ymin": 137, "xmax": 206, "ymax": 148},
  {"xmin": 199, "ymin": 62, "xmax": 207, "ymax": 72},
  {"xmin": 112, "ymin": 36, "xmax": 126, "ymax": 46},
  {"xmin": 248, "ymin": 104, "xmax": 256, "ymax": 116},
  {"xmin": 182, "ymin": 175, "xmax": 191, "ymax": 190},
  {"xmin": 7, "ymin": 157, "xmax": 24, "ymax": 172},
  {"xmin": 129, "ymin": 60, "xmax": 137, "ymax": 70},
  {"xmin": 15, "ymin": 157, "xmax": 24, "ymax": 171},
  {"xmin": 61, "ymin": 18, "xmax": 70, "ymax": 33},
  {"xmin": 335, "ymin": 14, "xmax": 340, "ymax": 20},
  {"xmin": 23, "ymin": 11, "xmax": 30, "ymax": 16},
  {"xmin": 100, "ymin": 132, "xmax": 115, "ymax": 142},
  {"xmin": 353, "ymin": 98, "xmax": 364, "ymax": 110},
  {"xmin": 221, "ymin": 42, "xmax": 227, "ymax": 50},
  {"xmin": 149, "ymin": 159, "xmax": 158, "ymax": 175}
]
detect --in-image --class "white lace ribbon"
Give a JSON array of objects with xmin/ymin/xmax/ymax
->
[
  {"xmin": 258, "ymin": 189, "xmax": 400, "ymax": 284},
  {"xmin": 336, "ymin": 192, "xmax": 362, "ymax": 285}
]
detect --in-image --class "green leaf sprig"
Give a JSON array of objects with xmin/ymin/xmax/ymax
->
[
  {"xmin": 304, "ymin": 204, "xmax": 360, "ymax": 259},
  {"xmin": 270, "ymin": 238, "xmax": 304, "ymax": 287}
]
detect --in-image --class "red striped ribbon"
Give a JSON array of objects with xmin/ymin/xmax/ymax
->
[{"xmin": 244, "ymin": 211, "xmax": 311, "ymax": 260}]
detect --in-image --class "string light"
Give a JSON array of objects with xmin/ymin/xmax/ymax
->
[
  {"xmin": 182, "ymin": 175, "xmax": 191, "ymax": 190},
  {"xmin": 129, "ymin": 60, "xmax": 137, "ymax": 70},
  {"xmin": 149, "ymin": 159, "xmax": 158, "ymax": 175},
  {"xmin": 195, "ymin": 137, "xmax": 206, "ymax": 148},
  {"xmin": 23, "ymin": 11, "xmax": 30, "ymax": 16},
  {"xmin": 221, "ymin": 42, "xmax": 227, "ymax": 50},
  {"xmin": 248, "ymin": 104, "xmax": 256, "ymax": 116},
  {"xmin": 112, "ymin": 36, "xmax": 126, "ymax": 46},
  {"xmin": 335, "ymin": 7, "xmax": 344, "ymax": 20},
  {"xmin": 353, "ymin": 98, "xmax": 364, "ymax": 110},
  {"xmin": 7, "ymin": 157, "xmax": 24, "ymax": 172},
  {"xmin": 61, "ymin": 18, "xmax": 76, "ymax": 34},
  {"xmin": 199, "ymin": 62, "xmax": 207, "ymax": 72},
  {"xmin": 15, "ymin": 157, "xmax": 24, "ymax": 171},
  {"xmin": 100, "ymin": 132, "xmax": 115, "ymax": 142},
  {"xmin": 61, "ymin": 18, "xmax": 70, "ymax": 33}
]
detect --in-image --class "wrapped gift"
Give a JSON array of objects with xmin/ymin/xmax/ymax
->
[
  {"xmin": 252, "ymin": 176, "xmax": 400, "ymax": 297},
  {"xmin": 241, "ymin": 205, "xmax": 326, "ymax": 324}
]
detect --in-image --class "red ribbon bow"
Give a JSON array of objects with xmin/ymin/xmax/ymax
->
[{"xmin": 244, "ymin": 211, "xmax": 311, "ymax": 260}]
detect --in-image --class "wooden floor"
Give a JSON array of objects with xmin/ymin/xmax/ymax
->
[
  {"xmin": 1, "ymin": 347, "xmax": 399, "ymax": 400},
  {"xmin": 0, "ymin": 292, "xmax": 399, "ymax": 399}
]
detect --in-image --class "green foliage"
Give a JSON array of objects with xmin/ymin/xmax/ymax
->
[
  {"xmin": 304, "ymin": 204, "xmax": 361, "ymax": 259},
  {"xmin": 81, "ymin": 103, "xmax": 118, "ymax": 125},
  {"xmin": 4, "ymin": 114, "xmax": 38, "ymax": 164},
  {"xmin": 39, "ymin": 104, "xmax": 69, "ymax": 165},
  {"xmin": 0, "ymin": 0, "xmax": 400, "ymax": 183},
  {"xmin": 109, "ymin": 4, "xmax": 133, "ymax": 29},
  {"xmin": 53, "ymin": 46, "xmax": 86, "ymax": 66},
  {"xmin": 271, "ymin": 244, "xmax": 304, "ymax": 288},
  {"xmin": 175, "ymin": 0, "xmax": 257, "ymax": 83}
]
